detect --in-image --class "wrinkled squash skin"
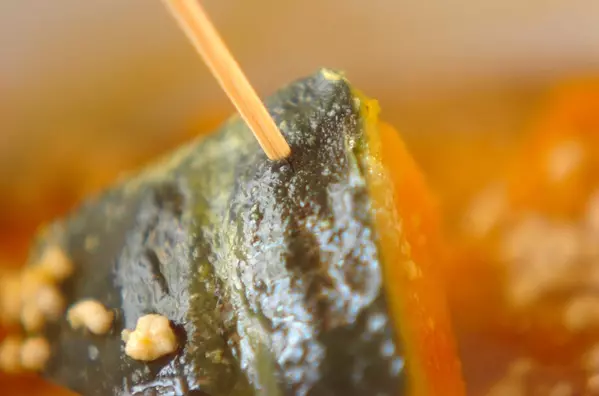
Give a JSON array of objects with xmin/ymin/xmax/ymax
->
[{"xmin": 33, "ymin": 69, "xmax": 412, "ymax": 396}]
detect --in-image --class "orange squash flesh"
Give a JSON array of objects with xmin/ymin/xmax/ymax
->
[{"xmin": 360, "ymin": 97, "xmax": 465, "ymax": 396}]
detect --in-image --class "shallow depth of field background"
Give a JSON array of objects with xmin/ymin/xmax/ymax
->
[{"xmin": 1, "ymin": 1, "xmax": 599, "ymax": 395}]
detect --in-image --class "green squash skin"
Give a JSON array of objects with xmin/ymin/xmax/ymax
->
[{"xmin": 35, "ymin": 69, "xmax": 406, "ymax": 395}]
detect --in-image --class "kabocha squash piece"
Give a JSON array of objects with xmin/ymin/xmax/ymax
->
[
  {"xmin": 503, "ymin": 80, "xmax": 599, "ymax": 361},
  {"xmin": 25, "ymin": 69, "xmax": 462, "ymax": 395}
]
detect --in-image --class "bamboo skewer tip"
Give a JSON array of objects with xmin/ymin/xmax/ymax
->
[{"xmin": 162, "ymin": 0, "xmax": 291, "ymax": 161}]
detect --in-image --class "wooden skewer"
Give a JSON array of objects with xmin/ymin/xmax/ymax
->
[{"xmin": 162, "ymin": 0, "xmax": 291, "ymax": 161}]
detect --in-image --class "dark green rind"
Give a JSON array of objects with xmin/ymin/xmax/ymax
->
[{"xmin": 35, "ymin": 69, "xmax": 405, "ymax": 396}]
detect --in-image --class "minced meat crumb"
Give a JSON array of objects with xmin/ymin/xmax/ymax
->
[
  {"xmin": 67, "ymin": 300, "xmax": 114, "ymax": 335},
  {"xmin": 121, "ymin": 314, "xmax": 178, "ymax": 361},
  {"xmin": 36, "ymin": 245, "xmax": 74, "ymax": 282},
  {"xmin": 20, "ymin": 336, "xmax": 50, "ymax": 371},
  {"xmin": 0, "ymin": 336, "xmax": 22, "ymax": 373}
]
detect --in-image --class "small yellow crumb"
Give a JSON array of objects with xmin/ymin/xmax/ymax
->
[
  {"xmin": 0, "ymin": 274, "xmax": 22, "ymax": 325},
  {"xmin": 20, "ymin": 337, "xmax": 50, "ymax": 371},
  {"xmin": 35, "ymin": 285, "xmax": 65, "ymax": 322},
  {"xmin": 321, "ymin": 68, "xmax": 344, "ymax": 82},
  {"xmin": 0, "ymin": 336, "xmax": 22, "ymax": 373},
  {"xmin": 67, "ymin": 300, "xmax": 114, "ymax": 335},
  {"xmin": 122, "ymin": 314, "xmax": 178, "ymax": 361},
  {"xmin": 36, "ymin": 246, "xmax": 74, "ymax": 282},
  {"xmin": 20, "ymin": 267, "xmax": 52, "ymax": 302},
  {"xmin": 21, "ymin": 301, "xmax": 45, "ymax": 333}
]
